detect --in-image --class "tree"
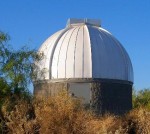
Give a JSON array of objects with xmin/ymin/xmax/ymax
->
[
  {"xmin": 132, "ymin": 88, "xmax": 150, "ymax": 109},
  {"xmin": 0, "ymin": 31, "xmax": 40, "ymax": 97},
  {"xmin": 0, "ymin": 31, "xmax": 43, "ymax": 132},
  {"xmin": 0, "ymin": 32, "xmax": 11, "ymax": 97}
]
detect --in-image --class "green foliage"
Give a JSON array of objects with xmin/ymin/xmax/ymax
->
[
  {"xmin": 0, "ymin": 78, "xmax": 11, "ymax": 96},
  {"xmin": 133, "ymin": 88, "xmax": 150, "ymax": 109},
  {"xmin": 0, "ymin": 31, "xmax": 40, "ymax": 95},
  {"xmin": 0, "ymin": 31, "xmax": 37, "ymax": 132},
  {"xmin": 0, "ymin": 32, "xmax": 9, "ymax": 42},
  {"xmin": 2, "ymin": 48, "xmax": 36, "ymax": 92}
]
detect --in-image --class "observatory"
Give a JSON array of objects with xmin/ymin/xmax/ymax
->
[{"xmin": 34, "ymin": 18, "xmax": 133, "ymax": 115}]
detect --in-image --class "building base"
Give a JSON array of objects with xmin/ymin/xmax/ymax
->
[
  {"xmin": 90, "ymin": 82, "xmax": 132, "ymax": 115},
  {"xmin": 34, "ymin": 79, "xmax": 132, "ymax": 115}
]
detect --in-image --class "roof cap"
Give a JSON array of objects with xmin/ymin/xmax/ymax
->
[{"xmin": 66, "ymin": 18, "xmax": 101, "ymax": 27}]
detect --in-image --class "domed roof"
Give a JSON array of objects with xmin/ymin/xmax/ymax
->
[{"xmin": 36, "ymin": 19, "xmax": 133, "ymax": 82}]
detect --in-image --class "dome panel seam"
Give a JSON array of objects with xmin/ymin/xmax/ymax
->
[
  {"xmin": 73, "ymin": 27, "xmax": 82, "ymax": 77},
  {"xmin": 57, "ymin": 30, "xmax": 71, "ymax": 78},
  {"xmin": 65, "ymin": 27, "xmax": 78, "ymax": 78},
  {"xmin": 85, "ymin": 25, "xmax": 92, "ymax": 77},
  {"xmin": 100, "ymin": 29, "xmax": 129, "ymax": 81},
  {"xmin": 49, "ymin": 28, "xmax": 71, "ymax": 79},
  {"xmin": 82, "ymin": 26, "xmax": 84, "ymax": 78}
]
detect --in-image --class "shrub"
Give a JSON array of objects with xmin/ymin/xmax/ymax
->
[
  {"xmin": 121, "ymin": 107, "xmax": 150, "ymax": 134},
  {"xmin": 133, "ymin": 89, "xmax": 150, "ymax": 109},
  {"xmin": 1, "ymin": 90, "xmax": 150, "ymax": 134},
  {"xmin": 1, "ymin": 91, "xmax": 94, "ymax": 134}
]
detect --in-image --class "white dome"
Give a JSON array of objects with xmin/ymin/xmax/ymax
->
[{"xmin": 37, "ymin": 19, "xmax": 133, "ymax": 82}]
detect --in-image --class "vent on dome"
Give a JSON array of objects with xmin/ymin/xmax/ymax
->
[{"xmin": 66, "ymin": 18, "xmax": 101, "ymax": 27}]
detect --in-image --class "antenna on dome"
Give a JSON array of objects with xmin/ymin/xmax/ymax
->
[{"xmin": 66, "ymin": 18, "xmax": 101, "ymax": 27}]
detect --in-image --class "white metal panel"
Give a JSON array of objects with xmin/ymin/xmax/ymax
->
[
  {"xmin": 51, "ymin": 30, "xmax": 70, "ymax": 78},
  {"xmin": 90, "ymin": 26, "xmax": 107, "ymax": 78},
  {"xmin": 88, "ymin": 26, "xmax": 101, "ymax": 78},
  {"xmin": 41, "ymin": 35, "xmax": 56, "ymax": 79},
  {"xmin": 83, "ymin": 25, "xmax": 92, "ymax": 78},
  {"xmin": 97, "ymin": 28, "xmax": 126, "ymax": 80},
  {"xmin": 37, "ymin": 35, "xmax": 56, "ymax": 78},
  {"xmin": 37, "ymin": 30, "xmax": 64, "ymax": 80},
  {"xmin": 74, "ymin": 26, "xmax": 83, "ymax": 78},
  {"xmin": 57, "ymin": 28, "xmax": 76, "ymax": 78},
  {"xmin": 106, "ymin": 31, "xmax": 134, "ymax": 81},
  {"xmin": 37, "ymin": 19, "xmax": 134, "ymax": 82},
  {"xmin": 99, "ymin": 28, "xmax": 128, "ymax": 80},
  {"xmin": 98, "ymin": 28, "xmax": 115, "ymax": 78},
  {"xmin": 65, "ymin": 27, "xmax": 80, "ymax": 78},
  {"xmin": 44, "ymin": 30, "xmax": 64, "ymax": 79}
]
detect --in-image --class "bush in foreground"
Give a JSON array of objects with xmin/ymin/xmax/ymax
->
[
  {"xmin": 133, "ymin": 89, "xmax": 150, "ymax": 109},
  {"xmin": 0, "ymin": 91, "xmax": 150, "ymax": 134}
]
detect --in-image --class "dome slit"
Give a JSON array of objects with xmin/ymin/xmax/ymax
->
[
  {"xmin": 83, "ymin": 25, "xmax": 92, "ymax": 78},
  {"xmin": 85, "ymin": 25, "xmax": 92, "ymax": 78},
  {"xmin": 65, "ymin": 27, "xmax": 78, "ymax": 78},
  {"xmin": 82, "ymin": 26, "xmax": 85, "ymax": 77},
  {"xmin": 88, "ymin": 26, "xmax": 100, "ymax": 77},
  {"xmin": 73, "ymin": 27, "xmax": 82, "ymax": 77}
]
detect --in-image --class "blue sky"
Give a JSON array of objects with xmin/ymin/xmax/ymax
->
[{"xmin": 0, "ymin": 0, "xmax": 150, "ymax": 91}]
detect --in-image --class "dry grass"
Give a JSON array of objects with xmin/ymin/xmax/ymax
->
[
  {"xmin": 0, "ymin": 91, "xmax": 150, "ymax": 134},
  {"xmin": 121, "ymin": 107, "xmax": 150, "ymax": 134}
]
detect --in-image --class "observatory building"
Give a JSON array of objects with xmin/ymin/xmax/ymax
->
[{"xmin": 34, "ymin": 18, "xmax": 134, "ymax": 115}]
